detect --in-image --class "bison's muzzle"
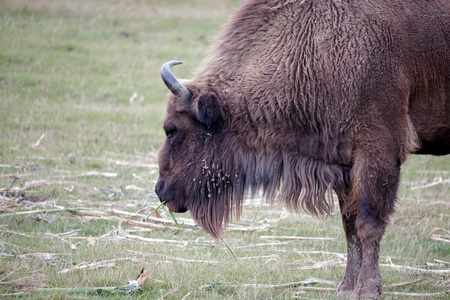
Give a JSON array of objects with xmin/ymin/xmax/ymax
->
[{"xmin": 155, "ymin": 179, "xmax": 188, "ymax": 213}]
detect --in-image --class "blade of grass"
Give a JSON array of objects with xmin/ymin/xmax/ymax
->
[
  {"xmin": 168, "ymin": 210, "xmax": 180, "ymax": 231},
  {"xmin": 146, "ymin": 201, "xmax": 166, "ymax": 219},
  {"xmin": 145, "ymin": 201, "xmax": 180, "ymax": 231}
]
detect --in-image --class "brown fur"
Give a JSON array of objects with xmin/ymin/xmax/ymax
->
[{"xmin": 156, "ymin": 0, "xmax": 449, "ymax": 298}]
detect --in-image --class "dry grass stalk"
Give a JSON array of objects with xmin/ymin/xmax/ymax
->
[
  {"xmin": 429, "ymin": 228, "xmax": 450, "ymax": 244},
  {"xmin": 0, "ymin": 208, "xmax": 69, "ymax": 218},
  {"xmin": 205, "ymin": 277, "xmax": 338, "ymax": 290},
  {"xmin": 56, "ymin": 229, "xmax": 82, "ymax": 237},
  {"xmin": 0, "ymin": 266, "xmax": 29, "ymax": 282},
  {"xmin": 295, "ymin": 250, "xmax": 346, "ymax": 259},
  {"xmin": 380, "ymin": 258, "xmax": 450, "ymax": 275},
  {"xmin": 0, "ymin": 173, "xmax": 33, "ymax": 178},
  {"xmin": 226, "ymin": 223, "xmax": 271, "ymax": 232},
  {"xmin": 108, "ymin": 209, "xmax": 178, "ymax": 226},
  {"xmin": 239, "ymin": 254, "xmax": 279, "ymax": 261},
  {"xmin": 260, "ymin": 235, "xmax": 334, "ymax": 241},
  {"xmin": 62, "ymin": 171, "xmax": 118, "ymax": 178},
  {"xmin": 58, "ymin": 258, "xmax": 134, "ymax": 274},
  {"xmin": 122, "ymin": 234, "xmax": 188, "ymax": 246},
  {"xmin": 80, "ymin": 215, "xmax": 182, "ymax": 231},
  {"xmin": 0, "ymin": 273, "xmax": 46, "ymax": 292},
  {"xmin": 384, "ymin": 290, "xmax": 450, "ymax": 297},
  {"xmin": 127, "ymin": 250, "xmax": 219, "ymax": 264},
  {"xmin": 233, "ymin": 242, "xmax": 292, "ymax": 249},
  {"xmin": 429, "ymin": 201, "xmax": 450, "ymax": 208},
  {"xmin": 218, "ymin": 236, "xmax": 245, "ymax": 267},
  {"xmin": 438, "ymin": 279, "xmax": 450, "ymax": 287},
  {"xmin": 181, "ymin": 291, "xmax": 192, "ymax": 300},
  {"xmin": 410, "ymin": 177, "xmax": 450, "ymax": 190},
  {"xmin": 20, "ymin": 180, "xmax": 85, "ymax": 189},
  {"xmin": 66, "ymin": 199, "xmax": 139, "ymax": 208},
  {"xmin": 282, "ymin": 286, "xmax": 338, "ymax": 298},
  {"xmin": 76, "ymin": 208, "xmax": 193, "ymax": 231},
  {"xmin": 0, "ymin": 228, "xmax": 35, "ymax": 238},
  {"xmin": 107, "ymin": 209, "xmax": 150, "ymax": 219},
  {"xmin": 29, "ymin": 133, "xmax": 46, "ymax": 150},
  {"xmin": 434, "ymin": 259, "xmax": 450, "ymax": 266},
  {"xmin": 297, "ymin": 258, "xmax": 345, "ymax": 270},
  {"xmin": 0, "ymin": 252, "xmax": 61, "ymax": 261},
  {"xmin": 384, "ymin": 278, "xmax": 423, "ymax": 288}
]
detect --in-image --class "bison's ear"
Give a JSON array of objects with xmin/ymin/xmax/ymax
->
[{"xmin": 197, "ymin": 93, "xmax": 224, "ymax": 130}]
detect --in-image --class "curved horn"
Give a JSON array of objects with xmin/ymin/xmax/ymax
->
[{"xmin": 161, "ymin": 61, "xmax": 191, "ymax": 105}]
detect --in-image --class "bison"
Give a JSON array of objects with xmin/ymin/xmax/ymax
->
[{"xmin": 155, "ymin": 0, "xmax": 450, "ymax": 298}]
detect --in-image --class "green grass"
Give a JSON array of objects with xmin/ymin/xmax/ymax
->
[{"xmin": 0, "ymin": 0, "xmax": 449, "ymax": 299}]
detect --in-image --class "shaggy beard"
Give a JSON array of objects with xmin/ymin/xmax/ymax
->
[{"xmin": 185, "ymin": 151, "xmax": 347, "ymax": 238}]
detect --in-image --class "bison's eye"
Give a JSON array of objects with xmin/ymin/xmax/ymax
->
[
  {"xmin": 165, "ymin": 127, "xmax": 178, "ymax": 139},
  {"xmin": 165, "ymin": 125, "xmax": 185, "ymax": 145}
]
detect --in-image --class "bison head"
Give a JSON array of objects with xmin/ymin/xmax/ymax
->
[
  {"xmin": 155, "ymin": 61, "xmax": 342, "ymax": 238},
  {"xmin": 156, "ymin": 61, "xmax": 230, "ymax": 237}
]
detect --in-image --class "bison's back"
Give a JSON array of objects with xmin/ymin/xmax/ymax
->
[{"xmin": 195, "ymin": 0, "xmax": 450, "ymax": 155}]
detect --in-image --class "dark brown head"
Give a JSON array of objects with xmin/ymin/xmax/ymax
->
[
  {"xmin": 156, "ymin": 61, "xmax": 229, "ymax": 237},
  {"xmin": 156, "ymin": 61, "xmax": 343, "ymax": 238}
]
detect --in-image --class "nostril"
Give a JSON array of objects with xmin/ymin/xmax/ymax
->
[{"xmin": 155, "ymin": 179, "xmax": 165, "ymax": 200}]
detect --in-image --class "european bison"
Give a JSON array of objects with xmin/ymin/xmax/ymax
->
[{"xmin": 156, "ymin": 0, "xmax": 450, "ymax": 298}]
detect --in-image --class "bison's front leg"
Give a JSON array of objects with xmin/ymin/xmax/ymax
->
[
  {"xmin": 349, "ymin": 150, "xmax": 401, "ymax": 299},
  {"xmin": 335, "ymin": 190, "xmax": 362, "ymax": 298},
  {"xmin": 351, "ymin": 192, "xmax": 386, "ymax": 299}
]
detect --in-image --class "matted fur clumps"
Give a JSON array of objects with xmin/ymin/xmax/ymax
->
[{"xmin": 185, "ymin": 149, "xmax": 346, "ymax": 238}]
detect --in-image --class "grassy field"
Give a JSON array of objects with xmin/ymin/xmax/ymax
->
[{"xmin": 0, "ymin": 0, "xmax": 449, "ymax": 298}]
